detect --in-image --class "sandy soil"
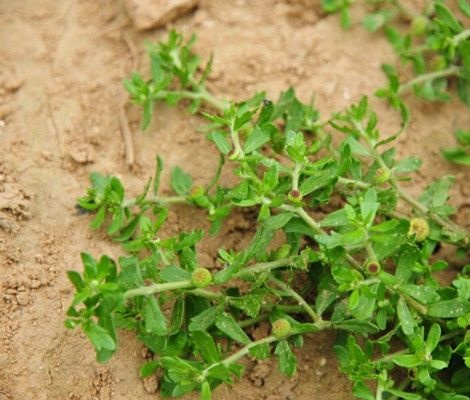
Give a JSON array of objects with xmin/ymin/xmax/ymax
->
[{"xmin": 1, "ymin": 1, "xmax": 469, "ymax": 399}]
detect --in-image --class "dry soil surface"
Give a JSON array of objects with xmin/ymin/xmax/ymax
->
[{"xmin": 1, "ymin": 1, "xmax": 470, "ymax": 399}]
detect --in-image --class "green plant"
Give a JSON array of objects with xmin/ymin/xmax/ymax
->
[
  {"xmin": 322, "ymin": 1, "xmax": 470, "ymax": 130},
  {"xmin": 443, "ymin": 129, "xmax": 470, "ymax": 166},
  {"xmin": 67, "ymin": 31, "xmax": 470, "ymax": 400}
]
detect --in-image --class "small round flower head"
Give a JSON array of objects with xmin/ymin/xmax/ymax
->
[
  {"xmin": 191, "ymin": 267, "xmax": 212, "ymax": 288},
  {"xmin": 408, "ymin": 218, "xmax": 430, "ymax": 242},
  {"xmin": 189, "ymin": 185, "xmax": 204, "ymax": 199},
  {"xmin": 366, "ymin": 261, "xmax": 381, "ymax": 275},
  {"xmin": 271, "ymin": 318, "xmax": 292, "ymax": 338},
  {"xmin": 288, "ymin": 189, "xmax": 303, "ymax": 204},
  {"xmin": 374, "ymin": 168, "xmax": 391, "ymax": 185},
  {"xmin": 411, "ymin": 16, "xmax": 428, "ymax": 36}
]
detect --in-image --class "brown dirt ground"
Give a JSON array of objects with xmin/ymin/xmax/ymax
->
[{"xmin": 1, "ymin": 1, "xmax": 469, "ymax": 399}]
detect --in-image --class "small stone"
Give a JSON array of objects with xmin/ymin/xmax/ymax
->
[{"xmin": 319, "ymin": 357, "xmax": 327, "ymax": 367}]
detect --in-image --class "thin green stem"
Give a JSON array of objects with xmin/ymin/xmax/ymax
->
[
  {"xmin": 198, "ymin": 321, "xmax": 325, "ymax": 382},
  {"xmin": 123, "ymin": 257, "xmax": 294, "ymax": 300},
  {"xmin": 124, "ymin": 280, "xmax": 193, "ymax": 299},
  {"xmin": 372, "ymin": 348, "xmax": 409, "ymax": 365},
  {"xmin": 364, "ymin": 232, "xmax": 378, "ymax": 263},
  {"xmin": 122, "ymin": 195, "xmax": 187, "ymax": 208},
  {"xmin": 398, "ymin": 66, "xmax": 461, "ymax": 95},
  {"xmin": 198, "ymin": 336, "xmax": 277, "ymax": 382},
  {"xmin": 269, "ymin": 276, "xmax": 321, "ymax": 323},
  {"xmin": 236, "ymin": 257, "xmax": 295, "ymax": 277},
  {"xmin": 291, "ymin": 163, "xmax": 302, "ymax": 191},
  {"xmin": 229, "ymin": 122, "xmax": 244, "ymax": 159},
  {"xmin": 453, "ymin": 29, "xmax": 470, "ymax": 46}
]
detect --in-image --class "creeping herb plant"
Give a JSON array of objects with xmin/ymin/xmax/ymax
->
[
  {"xmin": 67, "ymin": 31, "xmax": 470, "ymax": 399},
  {"xmin": 323, "ymin": 1, "xmax": 470, "ymax": 131}
]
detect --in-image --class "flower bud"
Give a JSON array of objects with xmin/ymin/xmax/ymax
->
[
  {"xmin": 366, "ymin": 261, "xmax": 381, "ymax": 275},
  {"xmin": 408, "ymin": 217, "xmax": 430, "ymax": 242},
  {"xmin": 288, "ymin": 189, "xmax": 303, "ymax": 205},
  {"xmin": 374, "ymin": 167, "xmax": 390, "ymax": 185},
  {"xmin": 271, "ymin": 318, "xmax": 292, "ymax": 338},
  {"xmin": 411, "ymin": 16, "xmax": 428, "ymax": 36},
  {"xmin": 189, "ymin": 185, "xmax": 205, "ymax": 199},
  {"xmin": 191, "ymin": 267, "xmax": 212, "ymax": 288}
]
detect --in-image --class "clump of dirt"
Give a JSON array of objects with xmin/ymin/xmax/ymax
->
[{"xmin": 1, "ymin": 1, "xmax": 469, "ymax": 399}]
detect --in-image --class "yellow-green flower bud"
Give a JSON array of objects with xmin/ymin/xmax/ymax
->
[
  {"xmin": 191, "ymin": 267, "xmax": 212, "ymax": 288},
  {"xmin": 374, "ymin": 168, "xmax": 390, "ymax": 185},
  {"xmin": 271, "ymin": 319, "xmax": 292, "ymax": 338},
  {"xmin": 288, "ymin": 189, "xmax": 303, "ymax": 205},
  {"xmin": 408, "ymin": 218, "xmax": 430, "ymax": 242}
]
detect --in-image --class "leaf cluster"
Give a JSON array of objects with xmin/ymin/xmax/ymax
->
[{"xmin": 67, "ymin": 31, "xmax": 470, "ymax": 400}]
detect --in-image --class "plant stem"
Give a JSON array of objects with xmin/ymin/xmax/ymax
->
[
  {"xmin": 123, "ymin": 257, "xmax": 294, "ymax": 300},
  {"xmin": 198, "ymin": 322, "xmax": 324, "ymax": 382},
  {"xmin": 453, "ymin": 29, "xmax": 470, "ymax": 46},
  {"xmin": 198, "ymin": 336, "xmax": 277, "ymax": 382},
  {"xmin": 236, "ymin": 257, "xmax": 295, "ymax": 277},
  {"xmin": 229, "ymin": 122, "xmax": 244, "ymax": 159},
  {"xmin": 269, "ymin": 276, "xmax": 322, "ymax": 323},
  {"xmin": 372, "ymin": 348, "xmax": 409, "ymax": 365},
  {"xmin": 398, "ymin": 66, "xmax": 461, "ymax": 95},
  {"xmin": 122, "ymin": 195, "xmax": 187, "ymax": 208},
  {"xmin": 291, "ymin": 163, "xmax": 302, "ymax": 191},
  {"xmin": 124, "ymin": 280, "xmax": 193, "ymax": 299}
]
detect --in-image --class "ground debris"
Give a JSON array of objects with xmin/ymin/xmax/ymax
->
[{"xmin": 125, "ymin": 0, "xmax": 198, "ymax": 30}]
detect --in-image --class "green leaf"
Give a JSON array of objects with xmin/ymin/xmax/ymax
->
[
  {"xmin": 352, "ymin": 381, "xmax": 374, "ymax": 400},
  {"xmin": 419, "ymin": 176, "xmax": 454, "ymax": 211},
  {"xmin": 262, "ymin": 212, "xmax": 294, "ymax": 230},
  {"xmin": 140, "ymin": 360, "xmax": 160, "ymax": 378},
  {"xmin": 171, "ymin": 166, "xmax": 193, "ymax": 196},
  {"xmin": 201, "ymin": 381, "xmax": 211, "ymax": 400},
  {"xmin": 208, "ymin": 131, "xmax": 232, "ymax": 155},
  {"xmin": 249, "ymin": 342, "xmax": 271, "ymax": 359},
  {"xmin": 215, "ymin": 312, "xmax": 251, "ymax": 345},
  {"xmin": 425, "ymin": 324, "xmax": 441, "ymax": 354},
  {"xmin": 299, "ymin": 166, "xmax": 338, "ymax": 196},
  {"xmin": 274, "ymin": 340, "xmax": 296, "ymax": 377},
  {"xmin": 459, "ymin": 0, "xmax": 470, "ymax": 18},
  {"xmin": 160, "ymin": 265, "xmax": 191, "ymax": 282},
  {"xmin": 400, "ymin": 284, "xmax": 440, "ymax": 304},
  {"xmin": 442, "ymin": 148, "xmax": 470, "ymax": 166},
  {"xmin": 83, "ymin": 322, "xmax": 116, "ymax": 352},
  {"xmin": 244, "ymin": 125, "xmax": 271, "ymax": 153},
  {"xmin": 397, "ymin": 297, "xmax": 416, "ymax": 336},
  {"xmin": 192, "ymin": 331, "xmax": 220, "ymax": 363},
  {"xmin": 189, "ymin": 307, "xmax": 218, "ymax": 332},
  {"xmin": 394, "ymin": 157, "xmax": 422, "ymax": 173},
  {"xmin": 244, "ymin": 227, "xmax": 275, "ymax": 262},
  {"xmin": 386, "ymin": 389, "xmax": 421, "ymax": 400},
  {"xmin": 392, "ymin": 354, "xmax": 422, "ymax": 368},
  {"xmin": 360, "ymin": 189, "xmax": 379, "ymax": 222},
  {"xmin": 153, "ymin": 156, "xmax": 164, "ymax": 195},
  {"xmin": 435, "ymin": 3, "xmax": 463, "ymax": 32},
  {"xmin": 319, "ymin": 208, "xmax": 349, "ymax": 228},
  {"xmin": 81, "ymin": 252, "xmax": 97, "ymax": 278},
  {"xmin": 90, "ymin": 206, "xmax": 106, "ymax": 230},
  {"xmin": 144, "ymin": 297, "xmax": 167, "ymax": 336},
  {"xmin": 170, "ymin": 296, "xmax": 185, "ymax": 335},
  {"xmin": 427, "ymin": 300, "xmax": 470, "ymax": 318},
  {"xmin": 67, "ymin": 270, "xmax": 85, "ymax": 291}
]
